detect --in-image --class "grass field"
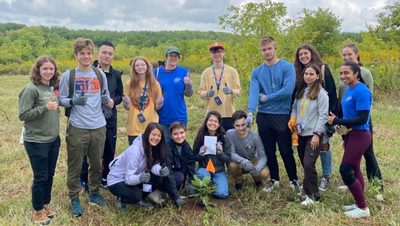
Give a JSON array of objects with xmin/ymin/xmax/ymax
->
[{"xmin": 0, "ymin": 74, "xmax": 399, "ymax": 226}]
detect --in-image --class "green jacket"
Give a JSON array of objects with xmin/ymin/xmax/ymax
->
[{"xmin": 19, "ymin": 82, "xmax": 59, "ymax": 143}]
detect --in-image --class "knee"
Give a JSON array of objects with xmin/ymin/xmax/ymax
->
[
  {"xmin": 174, "ymin": 171, "xmax": 185, "ymax": 188},
  {"xmin": 196, "ymin": 168, "xmax": 209, "ymax": 178},
  {"xmin": 214, "ymin": 185, "xmax": 229, "ymax": 199},
  {"xmin": 259, "ymin": 167, "xmax": 270, "ymax": 180},
  {"xmin": 340, "ymin": 163, "xmax": 355, "ymax": 186},
  {"xmin": 228, "ymin": 162, "xmax": 241, "ymax": 175},
  {"xmin": 304, "ymin": 162, "xmax": 316, "ymax": 174}
]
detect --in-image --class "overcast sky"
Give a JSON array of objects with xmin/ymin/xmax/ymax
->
[{"xmin": 0, "ymin": 0, "xmax": 395, "ymax": 32}]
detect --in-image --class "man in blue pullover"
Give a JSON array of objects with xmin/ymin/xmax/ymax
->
[{"xmin": 246, "ymin": 35, "xmax": 299, "ymax": 193}]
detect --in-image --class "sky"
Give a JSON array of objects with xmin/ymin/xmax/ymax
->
[{"xmin": 0, "ymin": 0, "xmax": 395, "ymax": 33}]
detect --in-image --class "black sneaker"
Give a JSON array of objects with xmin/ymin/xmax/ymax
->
[
  {"xmin": 101, "ymin": 178, "xmax": 107, "ymax": 188},
  {"xmin": 290, "ymin": 180, "xmax": 301, "ymax": 195},
  {"xmin": 234, "ymin": 183, "xmax": 243, "ymax": 191}
]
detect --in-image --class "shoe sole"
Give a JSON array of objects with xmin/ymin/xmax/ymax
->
[
  {"xmin": 33, "ymin": 219, "xmax": 51, "ymax": 225},
  {"xmin": 88, "ymin": 201, "xmax": 107, "ymax": 207},
  {"xmin": 342, "ymin": 204, "xmax": 357, "ymax": 211}
]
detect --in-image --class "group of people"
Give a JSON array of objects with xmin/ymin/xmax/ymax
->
[{"xmin": 18, "ymin": 35, "xmax": 382, "ymax": 225}]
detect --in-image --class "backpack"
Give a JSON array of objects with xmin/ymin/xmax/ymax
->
[{"xmin": 64, "ymin": 66, "xmax": 104, "ymax": 117}]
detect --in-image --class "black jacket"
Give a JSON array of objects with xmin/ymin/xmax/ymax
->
[
  {"xmin": 166, "ymin": 140, "xmax": 196, "ymax": 183},
  {"xmin": 193, "ymin": 134, "xmax": 231, "ymax": 173},
  {"xmin": 93, "ymin": 60, "xmax": 123, "ymax": 128}
]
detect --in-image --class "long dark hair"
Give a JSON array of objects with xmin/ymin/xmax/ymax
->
[
  {"xmin": 294, "ymin": 44, "xmax": 325, "ymax": 91},
  {"xmin": 341, "ymin": 61, "xmax": 365, "ymax": 84},
  {"xmin": 142, "ymin": 122, "xmax": 166, "ymax": 170},
  {"xmin": 194, "ymin": 111, "xmax": 225, "ymax": 145},
  {"xmin": 295, "ymin": 63, "xmax": 323, "ymax": 100}
]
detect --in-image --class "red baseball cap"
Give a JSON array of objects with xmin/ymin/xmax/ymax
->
[{"xmin": 209, "ymin": 42, "xmax": 224, "ymax": 51}]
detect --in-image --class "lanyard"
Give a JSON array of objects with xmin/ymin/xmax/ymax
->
[
  {"xmin": 300, "ymin": 97, "xmax": 309, "ymax": 120},
  {"xmin": 138, "ymin": 80, "xmax": 148, "ymax": 111},
  {"xmin": 212, "ymin": 64, "xmax": 224, "ymax": 90}
]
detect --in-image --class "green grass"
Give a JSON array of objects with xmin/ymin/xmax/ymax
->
[{"xmin": 0, "ymin": 74, "xmax": 399, "ymax": 225}]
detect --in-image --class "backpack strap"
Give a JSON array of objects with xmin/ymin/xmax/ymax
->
[
  {"xmin": 68, "ymin": 68, "xmax": 75, "ymax": 99},
  {"xmin": 92, "ymin": 66, "xmax": 104, "ymax": 92}
]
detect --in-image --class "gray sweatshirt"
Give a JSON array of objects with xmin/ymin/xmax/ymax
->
[
  {"xmin": 226, "ymin": 129, "xmax": 267, "ymax": 173},
  {"xmin": 291, "ymin": 87, "xmax": 329, "ymax": 136}
]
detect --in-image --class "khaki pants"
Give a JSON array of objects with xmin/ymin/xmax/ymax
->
[
  {"xmin": 66, "ymin": 124, "xmax": 105, "ymax": 199},
  {"xmin": 228, "ymin": 159, "xmax": 269, "ymax": 184}
]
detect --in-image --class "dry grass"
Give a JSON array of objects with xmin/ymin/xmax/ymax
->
[{"xmin": 0, "ymin": 74, "xmax": 399, "ymax": 225}]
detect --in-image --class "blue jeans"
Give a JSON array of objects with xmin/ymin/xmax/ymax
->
[
  {"xmin": 196, "ymin": 168, "xmax": 229, "ymax": 199},
  {"xmin": 24, "ymin": 136, "xmax": 60, "ymax": 210},
  {"xmin": 320, "ymin": 150, "xmax": 332, "ymax": 178}
]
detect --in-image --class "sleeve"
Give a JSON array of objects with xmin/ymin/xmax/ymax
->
[
  {"xmin": 113, "ymin": 71, "xmax": 123, "ymax": 106},
  {"xmin": 230, "ymin": 68, "xmax": 241, "ymax": 98},
  {"xmin": 101, "ymin": 72, "xmax": 111, "ymax": 98},
  {"xmin": 324, "ymin": 65, "xmax": 339, "ymax": 115},
  {"xmin": 198, "ymin": 69, "xmax": 209, "ymax": 99},
  {"xmin": 18, "ymin": 86, "xmax": 48, "ymax": 121},
  {"xmin": 58, "ymin": 70, "xmax": 73, "ymax": 107},
  {"xmin": 247, "ymin": 69, "xmax": 260, "ymax": 113},
  {"xmin": 290, "ymin": 98, "xmax": 298, "ymax": 119},
  {"xmin": 362, "ymin": 68, "xmax": 374, "ymax": 95},
  {"xmin": 217, "ymin": 136, "xmax": 231, "ymax": 164},
  {"xmin": 265, "ymin": 63, "xmax": 295, "ymax": 102},
  {"xmin": 226, "ymin": 133, "xmax": 246, "ymax": 163},
  {"xmin": 333, "ymin": 110, "xmax": 370, "ymax": 127},
  {"xmin": 124, "ymin": 151, "xmax": 142, "ymax": 185},
  {"xmin": 253, "ymin": 133, "xmax": 267, "ymax": 172},
  {"xmin": 315, "ymin": 92, "xmax": 329, "ymax": 134}
]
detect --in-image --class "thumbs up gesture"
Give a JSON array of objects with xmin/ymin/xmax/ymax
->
[{"xmin": 46, "ymin": 96, "xmax": 59, "ymax": 111}]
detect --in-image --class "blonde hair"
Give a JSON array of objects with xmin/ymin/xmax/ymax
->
[{"xmin": 259, "ymin": 35, "xmax": 275, "ymax": 47}]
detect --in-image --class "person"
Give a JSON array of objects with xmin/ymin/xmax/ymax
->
[
  {"xmin": 226, "ymin": 110, "xmax": 269, "ymax": 190},
  {"xmin": 107, "ymin": 122, "xmax": 184, "ymax": 211},
  {"xmin": 199, "ymin": 42, "xmax": 241, "ymax": 131},
  {"xmin": 165, "ymin": 122, "xmax": 196, "ymax": 192},
  {"xmin": 58, "ymin": 38, "xmax": 113, "ymax": 217},
  {"xmin": 154, "ymin": 46, "xmax": 193, "ymax": 139},
  {"xmin": 80, "ymin": 41, "xmax": 123, "ymax": 189},
  {"xmin": 247, "ymin": 35, "xmax": 299, "ymax": 192},
  {"xmin": 339, "ymin": 44, "xmax": 383, "ymax": 196},
  {"xmin": 193, "ymin": 111, "xmax": 231, "ymax": 199},
  {"xmin": 294, "ymin": 44, "xmax": 339, "ymax": 191},
  {"xmin": 327, "ymin": 61, "xmax": 372, "ymax": 218},
  {"xmin": 122, "ymin": 56, "xmax": 163, "ymax": 145},
  {"xmin": 18, "ymin": 56, "xmax": 61, "ymax": 225},
  {"xmin": 289, "ymin": 64, "xmax": 329, "ymax": 205}
]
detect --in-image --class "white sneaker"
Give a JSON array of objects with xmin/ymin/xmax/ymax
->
[
  {"xmin": 147, "ymin": 190, "xmax": 165, "ymax": 204},
  {"xmin": 344, "ymin": 207, "xmax": 370, "ymax": 218},
  {"xmin": 300, "ymin": 195, "xmax": 318, "ymax": 206},
  {"xmin": 337, "ymin": 185, "xmax": 348, "ymax": 191},
  {"xmin": 342, "ymin": 204, "xmax": 357, "ymax": 211},
  {"xmin": 262, "ymin": 180, "xmax": 280, "ymax": 192}
]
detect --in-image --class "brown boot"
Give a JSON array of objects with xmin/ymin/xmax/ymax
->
[
  {"xmin": 43, "ymin": 204, "xmax": 56, "ymax": 218},
  {"xmin": 32, "ymin": 209, "xmax": 51, "ymax": 225}
]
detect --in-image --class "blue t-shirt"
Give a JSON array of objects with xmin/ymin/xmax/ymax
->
[
  {"xmin": 154, "ymin": 66, "xmax": 188, "ymax": 125},
  {"xmin": 342, "ymin": 82, "xmax": 372, "ymax": 130},
  {"xmin": 247, "ymin": 60, "xmax": 295, "ymax": 114}
]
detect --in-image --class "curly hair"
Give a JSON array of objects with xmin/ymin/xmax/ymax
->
[{"xmin": 30, "ymin": 56, "xmax": 60, "ymax": 87}]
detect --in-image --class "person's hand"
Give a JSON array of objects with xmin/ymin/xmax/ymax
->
[
  {"xmin": 122, "ymin": 96, "xmax": 130, "ymax": 110},
  {"xmin": 101, "ymin": 93, "xmax": 109, "ymax": 105},
  {"xmin": 216, "ymin": 142, "xmax": 223, "ymax": 154},
  {"xmin": 159, "ymin": 166, "xmax": 169, "ymax": 177},
  {"xmin": 183, "ymin": 74, "xmax": 192, "ymax": 85},
  {"xmin": 311, "ymin": 134, "xmax": 320, "ymax": 151},
  {"xmin": 245, "ymin": 112, "xmax": 253, "ymax": 127},
  {"xmin": 106, "ymin": 98, "xmax": 114, "ymax": 108},
  {"xmin": 327, "ymin": 111, "xmax": 336, "ymax": 125},
  {"xmin": 46, "ymin": 96, "xmax": 58, "ymax": 111},
  {"xmin": 104, "ymin": 107, "xmax": 113, "ymax": 119},
  {"xmin": 207, "ymin": 88, "xmax": 215, "ymax": 97},
  {"xmin": 223, "ymin": 83, "xmax": 232, "ymax": 95},
  {"xmin": 288, "ymin": 117, "xmax": 296, "ymax": 130},
  {"xmin": 139, "ymin": 172, "xmax": 151, "ymax": 183},
  {"xmin": 199, "ymin": 145, "xmax": 207, "ymax": 156},
  {"xmin": 259, "ymin": 93, "xmax": 267, "ymax": 103},
  {"xmin": 156, "ymin": 96, "xmax": 164, "ymax": 109},
  {"xmin": 243, "ymin": 161, "xmax": 255, "ymax": 172},
  {"xmin": 72, "ymin": 94, "xmax": 87, "ymax": 106},
  {"xmin": 250, "ymin": 169, "xmax": 260, "ymax": 177}
]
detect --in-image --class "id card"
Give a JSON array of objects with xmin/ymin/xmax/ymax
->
[
  {"xmin": 214, "ymin": 96, "xmax": 222, "ymax": 105},
  {"xmin": 143, "ymin": 183, "xmax": 152, "ymax": 192},
  {"xmin": 137, "ymin": 113, "xmax": 146, "ymax": 123}
]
